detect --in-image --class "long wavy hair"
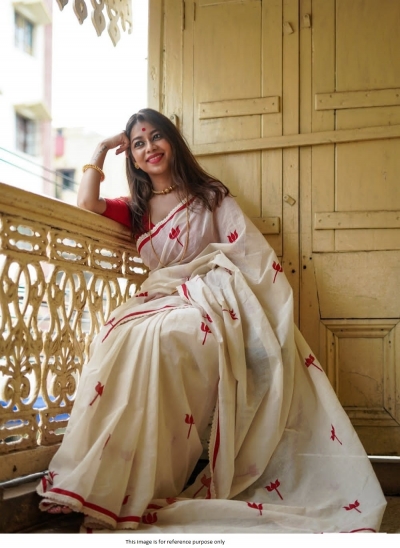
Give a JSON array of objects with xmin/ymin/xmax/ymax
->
[{"xmin": 125, "ymin": 109, "xmax": 230, "ymax": 239}]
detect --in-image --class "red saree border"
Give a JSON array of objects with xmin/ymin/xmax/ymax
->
[{"xmin": 48, "ymin": 487, "xmax": 141, "ymax": 524}]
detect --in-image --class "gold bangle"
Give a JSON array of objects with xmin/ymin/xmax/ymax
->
[{"xmin": 82, "ymin": 164, "xmax": 105, "ymax": 182}]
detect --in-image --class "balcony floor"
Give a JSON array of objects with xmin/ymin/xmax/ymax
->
[{"xmin": 21, "ymin": 496, "xmax": 400, "ymax": 534}]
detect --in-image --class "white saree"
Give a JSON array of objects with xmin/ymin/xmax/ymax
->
[{"xmin": 37, "ymin": 196, "xmax": 386, "ymax": 533}]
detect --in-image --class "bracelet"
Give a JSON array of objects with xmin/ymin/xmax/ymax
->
[{"xmin": 82, "ymin": 164, "xmax": 105, "ymax": 182}]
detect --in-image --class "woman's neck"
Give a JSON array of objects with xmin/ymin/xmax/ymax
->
[{"xmin": 150, "ymin": 174, "xmax": 175, "ymax": 193}]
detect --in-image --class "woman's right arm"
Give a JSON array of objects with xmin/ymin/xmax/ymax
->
[{"xmin": 77, "ymin": 132, "xmax": 130, "ymax": 213}]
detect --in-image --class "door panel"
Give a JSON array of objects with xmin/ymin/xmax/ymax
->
[
  {"xmin": 193, "ymin": 1, "xmax": 263, "ymax": 145},
  {"xmin": 336, "ymin": 140, "xmax": 400, "ymax": 211},
  {"xmin": 336, "ymin": 0, "xmax": 400, "ymax": 92}
]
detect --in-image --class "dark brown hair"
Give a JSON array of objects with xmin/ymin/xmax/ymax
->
[{"xmin": 124, "ymin": 108, "xmax": 230, "ymax": 239}]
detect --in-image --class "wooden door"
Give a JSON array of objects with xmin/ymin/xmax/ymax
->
[
  {"xmin": 150, "ymin": 0, "xmax": 400, "ymax": 455},
  {"xmin": 303, "ymin": 0, "xmax": 400, "ymax": 455}
]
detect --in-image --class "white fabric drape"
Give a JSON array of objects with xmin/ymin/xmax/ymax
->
[{"xmin": 37, "ymin": 197, "xmax": 386, "ymax": 533}]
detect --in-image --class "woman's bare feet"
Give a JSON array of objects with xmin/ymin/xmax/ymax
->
[
  {"xmin": 48, "ymin": 505, "xmax": 73, "ymax": 514},
  {"xmin": 40, "ymin": 500, "xmax": 73, "ymax": 514}
]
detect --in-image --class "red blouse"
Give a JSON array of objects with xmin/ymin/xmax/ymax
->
[
  {"xmin": 102, "ymin": 197, "xmax": 131, "ymax": 228},
  {"xmin": 102, "ymin": 197, "xmax": 152, "ymax": 236}
]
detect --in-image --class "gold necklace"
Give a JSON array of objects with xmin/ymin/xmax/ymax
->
[
  {"xmin": 152, "ymin": 184, "xmax": 176, "ymax": 195},
  {"xmin": 148, "ymin": 201, "xmax": 190, "ymax": 268}
]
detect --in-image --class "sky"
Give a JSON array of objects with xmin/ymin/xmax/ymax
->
[{"xmin": 51, "ymin": 0, "xmax": 148, "ymax": 137}]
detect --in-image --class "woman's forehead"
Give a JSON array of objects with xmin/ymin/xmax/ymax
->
[{"xmin": 130, "ymin": 121, "xmax": 160, "ymax": 139}]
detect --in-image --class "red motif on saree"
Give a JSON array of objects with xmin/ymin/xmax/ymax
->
[
  {"xmin": 193, "ymin": 474, "xmax": 212, "ymax": 498},
  {"xmin": 201, "ymin": 322, "xmax": 212, "ymax": 344},
  {"xmin": 247, "ymin": 502, "xmax": 263, "ymax": 515},
  {"xmin": 185, "ymin": 414, "xmax": 195, "ymax": 438},
  {"xmin": 330, "ymin": 425, "xmax": 342, "ymax": 445},
  {"xmin": 166, "ymin": 497, "xmax": 177, "ymax": 505},
  {"xmin": 272, "ymin": 261, "xmax": 283, "ymax": 283},
  {"xmin": 344, "ymin": 500, "xmax": 361, "ymax": 513},
  {"xmin": 142, "ymin": 512, "xmax": 158, "ymax": 524},
  {"xmin": 227, "ymin": 230, "xmax": 238, "ymax": 243},
  {"xmin": 266, "ymin": 479, "xmax": 283, "ymax": 500},
  {"xmin": 305, "ymin": 354, "xmax": 323, "ymax": 372},
  {"xmin": 169, "ymin": 226, "xmax": 183, "ymax": 246},
  {"xmin": 222, "ymin": 308, "xmax": 238, "ymax": 320},
  {"xmin": 89, "ymin": 381, "xmax": 105, "ymax": 406}
]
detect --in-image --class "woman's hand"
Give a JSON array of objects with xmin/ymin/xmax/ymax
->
[{"xmin": 101, "ymin": 132, "xmax": 130, "ymax": 156}]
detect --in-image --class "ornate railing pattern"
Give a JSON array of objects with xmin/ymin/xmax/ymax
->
[{"xmin": 0, "ymin": 183, "xmax": 148, "ymax": 482}]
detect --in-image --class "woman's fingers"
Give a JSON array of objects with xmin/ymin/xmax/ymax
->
[
  {"xmin": 115, "ymin": 132, "xmax": 130, "ymax": 155},
  {"xmin": 102, "ymin": 132, "xmax": 130, "ymax": 153}
]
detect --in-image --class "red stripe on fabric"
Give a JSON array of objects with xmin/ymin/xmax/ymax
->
[
  {"xmin": 347, "ymin": 528, "xmax": 376, "ymax": 533},
  {"xmin": 137, "ymin": 198, "xmax": 195, "ymax": 254},
  {"xmin": 84, "ymin": 500, "xmax": 120, "ymax": 519},
  {"xmin": 102, "ymin": 305, "xmax": 176, "ymax": 342},
  {"xmin": 48, "ymin": 487, "xmax": 140, "ymax": 523},
  {"xmin": 117, "ymin": 516, "xmax": 142, "ymax": 523},
  {"xmin": 212, "ymin": 411, "xmax": 220, "ymax": 471},
  {"xmin": 49, "ymin": 487, "xmax": 85, "ymax": 506}
]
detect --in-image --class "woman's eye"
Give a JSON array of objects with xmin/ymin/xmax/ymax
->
[
  {"xmin": 134, "ymin": 141, "xmax": 143, "ymax": 148},
  {"xmin": 153, "ymin": 133, "xmax": 162, "ymax": 141}
]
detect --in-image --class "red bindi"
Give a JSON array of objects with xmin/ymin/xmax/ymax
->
[{"xmin": 142, "ymin": 127, "xmax": 146, "ymax": 131}]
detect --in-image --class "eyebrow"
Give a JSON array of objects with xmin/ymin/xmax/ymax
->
[{"xmin": 131, "ymin": 129, "xmax": 159, "ymax": 143}]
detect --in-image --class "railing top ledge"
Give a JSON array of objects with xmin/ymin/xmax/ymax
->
[{"xmin": 0, "ymin": 181, "xmax": 134, "ymax": 247}]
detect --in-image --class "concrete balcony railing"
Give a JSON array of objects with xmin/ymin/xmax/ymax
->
[{"xmin": 0, "ymin": 182, "xmax": 148, "ymax": 484}]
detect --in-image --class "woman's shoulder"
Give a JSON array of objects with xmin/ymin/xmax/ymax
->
[{"xmin": 102, "ymin": 196, "xmax": 131, "ymax": 228}]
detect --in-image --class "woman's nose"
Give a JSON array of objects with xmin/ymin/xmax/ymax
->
[{"xmin": 146, "ymin": 139, "xmax": 156, "ymax": 151}]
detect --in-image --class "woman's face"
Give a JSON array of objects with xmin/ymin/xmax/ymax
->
[{"xmin": 130, "ymin": 121, "xmax": 173, "ymax": 180}]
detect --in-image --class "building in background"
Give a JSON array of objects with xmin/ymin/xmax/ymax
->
[
  {"xmin": 54, "ymin": 127, "xmax": 130, "ymax": 205},
  {"xmin": 0, "ymin": 0, "xmax": 54, "ymax": 196}
]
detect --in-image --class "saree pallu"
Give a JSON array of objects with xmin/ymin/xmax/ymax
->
[{"xmin": 37, "ymin": 197, "xmax": 386, "ymax": 533}]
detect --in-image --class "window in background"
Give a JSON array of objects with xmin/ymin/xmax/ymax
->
[
  {"xmin": 16, "ymin": 114, "xmax": 37, "ymax": 155},
  {"xmin": 58, "ymin": 168, "xmax": 76, "ymax": 191},
  {"xmin": 15, "ymin": 11, "xmax": 34, "ymax": 55}
]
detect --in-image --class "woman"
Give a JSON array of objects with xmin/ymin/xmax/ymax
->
[{"xmin": 37, "ymin": 109, "xmax": 386, "ymax": 533}]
